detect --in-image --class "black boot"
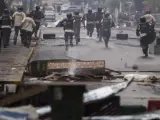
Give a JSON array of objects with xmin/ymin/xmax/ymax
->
[
  {"xmin": 142, "ymin": 49, "xmax": 148, "ymax": 57},
  {"xmin": 144, "ymin": 49, "xmax": 148, "ymax": 57},
  {"xmin": 87, "ymin": 31, "xmax": 89, "ymax": 36},
  {"xmin": 14, "ymin": 36, "xmax": 17, "ymax": 45}
]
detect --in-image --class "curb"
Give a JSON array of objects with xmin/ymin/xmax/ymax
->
[{"xmin": 18, "ymin": 43, "xmax": 37, "ymax": 83}]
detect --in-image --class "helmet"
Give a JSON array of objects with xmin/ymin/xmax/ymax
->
[
  {"xmin": 98, "ymin": 7, "xmax": 102, "ymax": 12},
  {"xmin": 74, "ymin": 11, "xmax": 79, "ymax": 15},
  {"xmin": 140, "ymin": 17, "xmax": 146, "ymax": 23},
  {"xmin": 145, "ymin": 10, "xmax": 151, "ymax": 14},
  {"xmin": 4, "ymin": 9, "xmax": 9, "ymax": 14},
  {"xmin": 67, "ymin": 13, "xmax": 72, "ymax": 19},
  {"xmin": 36, "ymin": 6, "xmax": 40, "ymax": 10},
  {"xmin": 105, "ymin": 13, "xmax": 110, "ymax": 18},
  {"xmin": 18, "ymin": 6, "xmax": 23, "ymax": 11},
  {"xmin": 88, "ymin": 9, "xmax": 92, "ymax": 14}
]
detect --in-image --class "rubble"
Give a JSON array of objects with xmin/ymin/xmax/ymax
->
[{"xmin": 32, "ymin": 68, "xmax": 123, "ymax": 82}]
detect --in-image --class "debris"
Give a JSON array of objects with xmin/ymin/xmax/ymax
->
[
  {"xmin": 38, "ymin": 68, "xmax": 122, "ymax": 82},
  {"xmin": 132, "ymin": 64, "xmax": 139, "ymax": 70},
  {"xmin": 0, "ymin": 105, "xmax": 38, "ymax": 120},
  {"xmin": 11, "ymin": 68, "xmax": 16, "ymax": 70},
  {"xmin": 28, "ymin": 78, "xmax": 38, "ymax": 81},
  {"xmin": 124, "ymin": 74, "xmax": 152, "ymax": 82}
]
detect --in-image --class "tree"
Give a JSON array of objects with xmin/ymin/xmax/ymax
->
[{"xmin": 104, "ymin": 0, "xmax": 120, "ymax": 12}]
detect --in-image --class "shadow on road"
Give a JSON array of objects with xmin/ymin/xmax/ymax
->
[
  {"xmin": 116, "ymin": 43, "xmax": 140, "ymax": 48},
  {"xmin": 138, "ymin": 56, "xmax": 154, "ymax": 60}
]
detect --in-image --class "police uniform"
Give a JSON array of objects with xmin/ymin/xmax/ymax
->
[
  {"xmin": 84, "ymin": 10, "xmax": 95, "ymax": 37},
  {"xmin": 31, "ymin": 6, "xmax": 44, "ymax": 38},
  {"xmin": 136, "ymin": 17, "xmax": 156, "ymax": 57},
  {"xmin": 0, "ymin": 11, "xmax": 12, "ymax": 48},
  {"xmin": 73, "ymin": 12, "xmax": 81, "ymax": 44},
  {"xmin": 102, "ymin": 14, "xmax": 114, "ymax": 47},
  {"xmin": 12, "ymin": 10, "xmax": 26, "ymax": 45},
  {"xmin": 95, "ymin": 8, "xmax": 103, "ymax": 41},
  {"xmin": 63, "ymin": 14, "xmax": 74, "ymax": 47},
  {"xmin": 21, "ymin": 16, "xmax": 36, "ymax": 47}
]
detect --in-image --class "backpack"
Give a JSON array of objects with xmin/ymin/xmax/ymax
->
[
  {"xmin": 103, "ymin": 18, "xmax": 111, "ymax": 30},
  {"xmin": 74, "ymin": 15, "xmax": 81, "ymax": 24},
  {"xmin": 86, "ymin": 14, "xmax": 94, "ymax": 22},
  {"xmin": 139, "ymin": 23, "xmax": 151, "ymax": 34},
  {"xmin": 33, "ymin": 10, "xmax": 43, "ymax": 20}
]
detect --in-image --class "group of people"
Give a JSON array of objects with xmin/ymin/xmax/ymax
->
[
  {"xmin": 62, "ymin": 7, "xmax": 157, "ymax": 57},
  {"xmin": 62, "ymin": 7, "xmax": 115, "ymax": 50},
  {"xmin": 0, "ymin": 5, "xmax": 44, "ymax": 48}
]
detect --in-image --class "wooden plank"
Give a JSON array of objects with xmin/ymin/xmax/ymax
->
[{"xmin": 0, "ymin": 86, "xmax": 48, "ymax": 106}]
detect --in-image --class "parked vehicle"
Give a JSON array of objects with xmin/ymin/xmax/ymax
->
[
  {"xmin": 44, "ymin": 11, "xmax": 56, "ymax": 21},
  {"xmin": 62, "ymin": 5, "xmax": 81, "ymax": 13}
]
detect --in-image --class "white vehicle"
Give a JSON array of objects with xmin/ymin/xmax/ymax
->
[
  {"xmin": 44, "ymin": 11, "xmax": 56, "ymax": 21},
  {"xmin": 45, "ymin": 6, "xmax": 54, "ymax": 11},
  {"xmin": 62, "ymin": 5, "xmax": 81, "ymax": 13}
]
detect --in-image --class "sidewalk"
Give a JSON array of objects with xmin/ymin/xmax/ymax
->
[{"xmin": 0, "ymin": 37, "xmax": 37, "ymax": 93}]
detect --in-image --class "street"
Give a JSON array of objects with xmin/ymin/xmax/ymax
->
[{"xmin": 32, "ymin": 26, "xmax": 160, "ymax": 72}]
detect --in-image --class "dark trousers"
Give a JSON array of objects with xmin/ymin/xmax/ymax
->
[
  {"xmin": 96, "ymin": 23, "xmax": 101, "ymax": 37},
  {"xmin": 87, "ymin": 24, "xmax": 94, "ymax": 37},
  {"xmin": 140, "ymin": 32, "xmax": 156, "ymax": 56},
  {"xmin": 96, "ymin": 23, "xmax": 103, "ymax": 41},
  {"xmin": 21, "ymin": 29, "xmax": 32, "ymax": 47},
  {"xmin": 65, "ymin": 32, "xmax": 73, "ymax": 45},
  {"xmin": 1, "ymin": 28, "xmax": 11, "ymax": 47},
  {"xmin": 14, "ymin": 26, "xmax": 21, "ymax": 44},
  {"xmin": 33, "ymin": 22, "xmax": 40, "ymax": 37},
  {"xmin": 74, "ymin": 26, "xmax": 80, "ymax": 44},
  {"xmin": 103, "ymin": 30, "xmax": 111, "ymax": 47}
]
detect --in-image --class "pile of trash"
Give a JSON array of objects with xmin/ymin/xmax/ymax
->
[{"xmin": 124, "ymin": 74, "xmax": 160, "ymax": 86}]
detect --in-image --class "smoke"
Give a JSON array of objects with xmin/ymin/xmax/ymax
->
[{"xmin": 67, "ymin": 50, "xmax": 78, "ymax": 76}]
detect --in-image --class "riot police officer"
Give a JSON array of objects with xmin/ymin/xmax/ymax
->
[
  {"xmin": 95, "ymin": 7, "xmax": 103, "ymax": 41},
  {"xmin": 0, "ymin": 9, "xmax": 12, "ymax": 48},
  {"xmin": 31, "ymin": 6, "xmax": 44, "ymax": 38},
  {"xmin": 73, "ymin": 11, "xmax": 81, "ymax": 45},
  {"xmin": 12, "ymin": 6, "xmax": 26, "ymax": 45},
  {"xmin": 63, "ymin": 13, "xmax": 74, "ymax": 50},
  {"xmin": 102, "ymin": 13, "xmax": 114, "ymax": 47},
  {"xmin": 136, "ymin": 17, "xmax": 156, "ymax": 57},
  {"xmin": 83, "ymin": 9, "xmax": 95, "ymax": 37}
]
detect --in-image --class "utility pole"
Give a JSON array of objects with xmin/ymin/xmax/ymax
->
[{"xmin": 153, "ymin": 0, "xmax": 156, "ymax": 13}]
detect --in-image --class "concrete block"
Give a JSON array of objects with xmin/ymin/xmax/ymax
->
[
  {"xmin": 116, "ymin": 34, "xmax": 128, "ymax": 40},
  {"xmin": 43, "ymin": 33, "xmax": 56, "ymax": 39},
  {"xmin": 149, "ymin": 42, "xmax": 160, "ymax": 55}
]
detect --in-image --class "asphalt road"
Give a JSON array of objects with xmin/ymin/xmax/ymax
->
[{"xmin": 33, "ymin": 26, "xmax": 160, "ymax": 72}]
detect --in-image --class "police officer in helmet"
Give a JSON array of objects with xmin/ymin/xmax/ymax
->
[
  {"xmin": 136, "ymin": 17, "xmax": 156, "ymax": 57},
  {"xmin": 102, "ymin": 13, "xmax": 114, "ymax": 47},
  {"xmin": 73, "ymin": 11, "xmax": 81, "ymax": 45},
  {"xmin": 95, "ymin": 7, "xmax": 103, "ymax": 41},
  {"xmin": 83, "ymin": 9, "xmax": 95, "ymax": 37},
  {"xmin": 63, "ymin": 13, "xmax": 74, "ymax": 50},
  {"xmin": 31, "ymin": 5, "xmax": 44, "ymax": 38},
  {"xmin": 12, "ymin": 6, "xmax": 26, "ymax": 45},
  {"xmin": 0, "ymin": 9, "xmax": 12, "ymax": 48}
]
